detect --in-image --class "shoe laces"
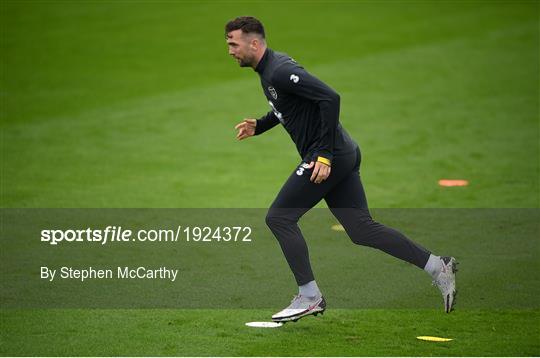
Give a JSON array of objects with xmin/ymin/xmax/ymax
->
[
  {"xmin": 288, "ymin": 294, "xmax": 303, "ymax": 308},
  {"xmin": 289, "ymin": 294, "xmax": 319, "ymax": 309}
]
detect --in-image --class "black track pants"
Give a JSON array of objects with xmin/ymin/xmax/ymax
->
[{"xmin": 265, "ymin": 147, "xmax": 431, "ymax": 286}]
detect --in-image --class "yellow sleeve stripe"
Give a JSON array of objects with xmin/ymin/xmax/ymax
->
[{"xmin": 317, "ymin": 156, "xmax": 331, "ymax": 166}]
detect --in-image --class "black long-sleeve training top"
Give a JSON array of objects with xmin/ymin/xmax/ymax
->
[{"xmin": 254, "ymin": 48, "xmax": 357, "ymax": 164}]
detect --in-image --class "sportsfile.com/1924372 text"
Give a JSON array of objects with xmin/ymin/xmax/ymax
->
[{"xmin": 40, "ymin": 226, "xmax": 253, "ymax": 245}]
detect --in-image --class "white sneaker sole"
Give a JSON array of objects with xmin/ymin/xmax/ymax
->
[
  {"xmin": 272, "ymin": 307, "xmax": 325, "ymax": 323},
  {"xmin": 444, "ymin": 258, "xmax": 458, "ymax": 313}
]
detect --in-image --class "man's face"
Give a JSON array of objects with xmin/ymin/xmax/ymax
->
[{"xmin": 226, "ymin": 29, "xmax": 256, "ymax": 67}]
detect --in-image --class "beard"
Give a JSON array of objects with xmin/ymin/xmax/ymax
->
[
  {"xmin": 237, "ymin": 54, "xmax": 254, "ymax": 67},
  {"xmin": 239, "ymin": 60, "xmax": 250, "ymax": 67}
]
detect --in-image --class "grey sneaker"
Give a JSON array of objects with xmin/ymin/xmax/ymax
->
[
  {"xmin": 433, "ymin": 256, "xmax": 458, "ymax": 313},
  {"xmin": 271, "ymin": 294, "xmax": 326, "ymax": 322}
]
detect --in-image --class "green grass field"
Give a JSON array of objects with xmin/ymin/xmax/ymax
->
[
  {"xmin": 1, "ymin": 0, "xmax": 539, "ymax": 356},
  {"xmin": 2, "ymin": 309, "xmax": 538, "ymax": 356}
]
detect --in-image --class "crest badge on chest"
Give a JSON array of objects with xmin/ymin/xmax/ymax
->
[{"xmin": 268, "ymin": 86, "xmax": 278, "ymax": 100}]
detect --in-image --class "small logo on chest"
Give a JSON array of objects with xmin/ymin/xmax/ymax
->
[{"xmin": 268, "ymin": 86, "xmax": 278, "ymax": 99}]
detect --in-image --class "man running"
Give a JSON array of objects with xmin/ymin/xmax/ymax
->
[{"xmin": 225, "ymin": 16, "xmax": 457, "ymax": 322}]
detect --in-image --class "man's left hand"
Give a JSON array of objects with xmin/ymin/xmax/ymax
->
[{"xmin": 308, "ymin": 161, "xmax": 331, "ymax": 184}]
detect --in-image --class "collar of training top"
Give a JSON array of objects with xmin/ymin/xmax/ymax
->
[{"xmin": 254, "ymin": 48, "xmax": 272, "ymax": 73}]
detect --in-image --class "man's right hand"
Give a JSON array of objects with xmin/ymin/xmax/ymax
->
[{"xmin": 234, "ymin": 118, "xmax": 257, "ymax": 140}]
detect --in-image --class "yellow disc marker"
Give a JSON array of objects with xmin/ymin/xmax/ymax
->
[
  {"xmin": 331, "ymin": 224, "xmax": 345, "ymax": 232},
  {"xmin": 416, "ymin": 336, "xmax": 453, "ymax": 342}
]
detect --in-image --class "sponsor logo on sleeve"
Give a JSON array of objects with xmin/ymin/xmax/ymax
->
[{"xmin": 268, "ymin": 86, "xmax": 278, "ymax": 99}]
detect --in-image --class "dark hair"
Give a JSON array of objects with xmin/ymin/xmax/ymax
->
[{"xmin": 225, "ymin": 16, "xmax": 265, "ymax": 39}]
